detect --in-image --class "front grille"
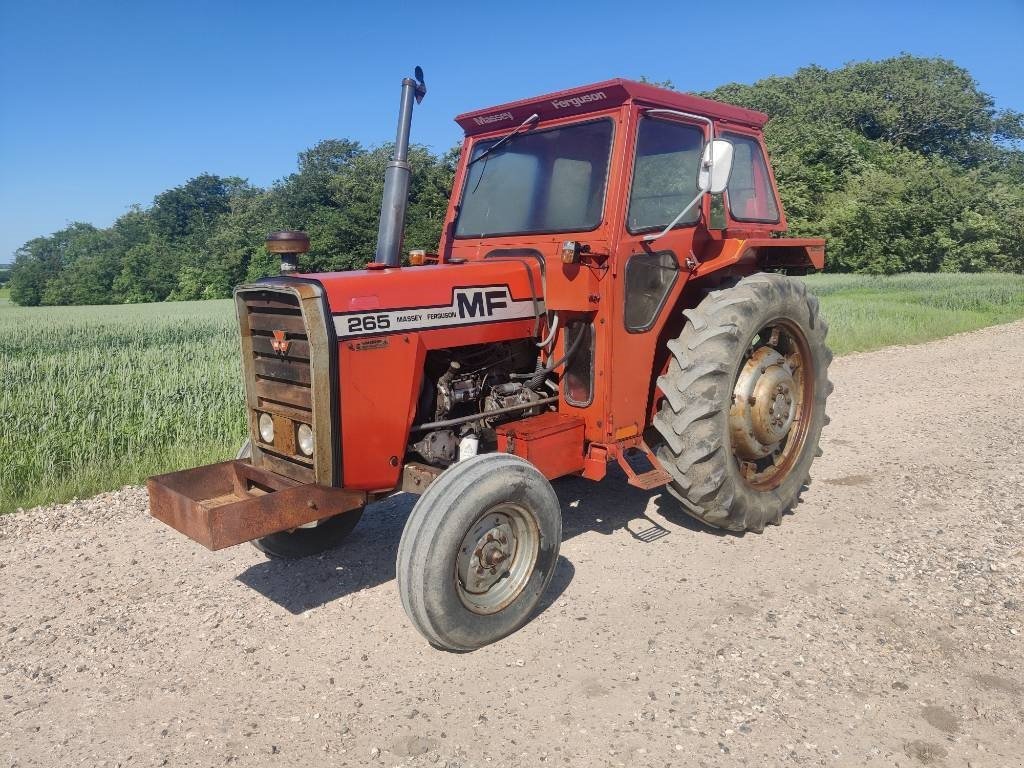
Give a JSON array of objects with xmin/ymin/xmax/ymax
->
[{"xmin": 238, "ymin": 289, "xmax": 317, "ymax": 484}]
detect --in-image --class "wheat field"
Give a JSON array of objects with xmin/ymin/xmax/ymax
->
[{"xmin": 1, "ymin": 299, "xmax": 245, "ymax": 512}]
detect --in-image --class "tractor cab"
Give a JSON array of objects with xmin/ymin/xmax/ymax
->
[{"xmin": 430, "ymin": 80, "xmax": 823, "ymax": 456}]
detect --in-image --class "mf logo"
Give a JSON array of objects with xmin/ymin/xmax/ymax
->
[
  {"xmin": 270, "ymin": 329, "xmax": 290, "ymax": 354},
  {"xmin": 333, "ymin": 284, "xmax": 539, "ymax": 338},
  {"xmin": 454, "ymin": 287, "xmax": 509, "ymax": 318}
]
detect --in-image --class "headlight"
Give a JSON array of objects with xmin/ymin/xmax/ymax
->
[
  {"xmin": 258, "ymin": 412, "xmax": 274, "ymax": 443},
  {"xmin": 297, "ymin": 423, "xmax": 314, "ymax": 456}
]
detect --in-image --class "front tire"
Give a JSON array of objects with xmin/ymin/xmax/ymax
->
[
  {"xmin": 652, "ymin": 273, "xmax": 832, "ymax": 532},
  {"xmin": 251, "ymin": 509, "xmax": 365, "ymax": 559},
  {"xmin": 236, "ymin": 439, "xmax": 364, "ymax": 559},
  {"xmin": 397, "ymin": 453, "xmax": 562, "ymax": 651}
]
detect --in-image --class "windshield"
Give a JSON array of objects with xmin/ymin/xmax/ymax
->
[{"xmin": 455, "ymin": 119, "xmax": 614, "ymax": 238}]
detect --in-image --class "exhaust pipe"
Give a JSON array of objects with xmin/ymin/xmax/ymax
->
[{"xmin": 374, "ymin": 67, "xmax": 427, "ymax": 267}]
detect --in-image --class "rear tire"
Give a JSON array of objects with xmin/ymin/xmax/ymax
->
[
  {"xmin": 236, "ymin": 439, "xmax": 364, "ymax": 559},
  {"xmin": 397, "ymin": 453, "xmax": 562, "ymax": 651},
  {"xmin": 652, "ymin": 273, "xmax": 832, "ymax": 532}
]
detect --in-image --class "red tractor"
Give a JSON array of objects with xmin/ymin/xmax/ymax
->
[{"xmin": 149, "ymin": 68, "xmax": 832, "ymax": 651}]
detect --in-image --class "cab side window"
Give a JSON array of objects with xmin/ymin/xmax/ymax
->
[
  {"xmin": 627, "ymin": 118, "xmax": 705, "ymax": 233},
  {"xmin": 725, "ymin": 134, "xmax": 780, "ymax": 223}
]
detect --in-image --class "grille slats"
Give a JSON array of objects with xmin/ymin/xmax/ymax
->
[
  {"xmin": 242, "ymin": 293, "xmax": 316, "ymax": 484},
  {"xmin": 254, "ymin": 378, "xmax": 314, "ymax": 409},
  {"xmin": 251, "ymin": 335, "xmax": 311, "ymax": 359},
  {"xmin": 248, "ymin": 312, "xmax": 307, "ymax": 334},
  {"xmin": 253, "ymin": 356, "xmax": 312, "ymax": 385}
]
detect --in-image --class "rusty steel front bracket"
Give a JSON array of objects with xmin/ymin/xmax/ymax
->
[
  {"xmin": 147, "ymin": 460, "xmax": 366, "ymax": 551},
  {"xmin": 400, "ymin": 462, "xmax": 444, "ymax": 495}
]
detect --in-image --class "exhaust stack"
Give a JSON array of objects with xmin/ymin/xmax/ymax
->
[{"xmin": 374, "ymin": 67, "xmax": 427, "ymax": 267}]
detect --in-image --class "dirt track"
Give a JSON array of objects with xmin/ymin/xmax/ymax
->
[{"xmin": 2, "ymin": 321, "xmax": 1023, "ymax": 768}]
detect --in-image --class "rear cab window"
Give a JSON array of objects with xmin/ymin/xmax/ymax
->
[{"xmin": 724, "ymin": 133, "xmax": 780, "ymax": 223}]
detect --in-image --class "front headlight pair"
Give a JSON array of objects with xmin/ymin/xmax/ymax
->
[{"xmin": 257, "ymin": 413, "xmax": 314, "ymax": 457}]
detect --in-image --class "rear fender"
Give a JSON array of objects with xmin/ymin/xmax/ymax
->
[{"xmin": 694, "ymin": 238, "xmax": 826, "ymax": 278}]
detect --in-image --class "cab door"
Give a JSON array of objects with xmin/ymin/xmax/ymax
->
[{"xmin": 604, "ymin": 110, "xmax": 710, "ymax": 443}]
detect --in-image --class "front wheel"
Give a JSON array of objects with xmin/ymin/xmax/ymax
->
[
  {"xmin": 237, "ymin": 439, "xmax": 364, "ymax": 559},
  {"xmin": 652, "ymin": 273, "xmax": 832, "ymax": 532},
  {"xmin": 396, "ymin": 453, "xmax": 562, "ymax": 651}
]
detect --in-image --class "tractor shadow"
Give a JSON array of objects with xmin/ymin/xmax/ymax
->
[{"xmin": 236, "ymin": 465, "xmax": 727, "ymax": 615}]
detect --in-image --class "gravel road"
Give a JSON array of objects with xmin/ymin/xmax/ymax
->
[{"xmin": 2, "ymin": 321, "xmax": 1023, "ymax": 768}]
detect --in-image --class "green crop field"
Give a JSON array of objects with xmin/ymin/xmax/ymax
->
[
  {"xmin": 802, "ymin": 273, "xmax": 1024, "ymax": 355},
  {"xmin": 1, "ymin": 299, "xmax": 247, "ymax": 512},
  {"xmin": 2, "ymin": 273, "xmax": 1023, "ymax": 513}
]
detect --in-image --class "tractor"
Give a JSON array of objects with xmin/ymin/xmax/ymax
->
[{"xmin": 148, "ymin": 68, "xmax": 832, "ymax": 651}]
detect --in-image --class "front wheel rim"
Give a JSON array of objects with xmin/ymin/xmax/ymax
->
[
  {"xmin": 728, "ymin": 319, "xmax": 815, "ymax": 490},
  {"xmin": 455, "ymin": 503, "xmax": 540, "ymax": 615}
]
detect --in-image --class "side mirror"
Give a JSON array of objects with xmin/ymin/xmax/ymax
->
[{"xmin": 697, "ymin": 139, "xmax": 734, "ymax": 195}]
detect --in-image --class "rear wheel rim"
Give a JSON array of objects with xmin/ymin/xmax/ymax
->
[
  {"xmin": 728, "ymin": 319, "xmax": 815, "ymax": 490},
  {"xmin": 455, "ymin": 503, "xmax": 540, "ymax": 615}
]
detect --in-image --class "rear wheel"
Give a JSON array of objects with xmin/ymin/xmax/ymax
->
[
  {"xmin": 397, "ymin": 453, "xmax": 562, "ymax": 651},
  {"xmin": 652, "ymin": 273, "xmax": 832, "ymax": 532},
  {"xmin": 237, "ymin": 439, "xmax": 364, "ymax": 559}
]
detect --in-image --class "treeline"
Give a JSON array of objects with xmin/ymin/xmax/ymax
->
[
  {"xmin": 702, "ymin": 56, "xmax": 1024, "ymax": 274},
  {"xmin": 9, "ymin": 143, "xmax": 457, "ymax": 306},
  {"xmin": 9, "ymin": 55, "xmax": 1024, "ymax": 306}
]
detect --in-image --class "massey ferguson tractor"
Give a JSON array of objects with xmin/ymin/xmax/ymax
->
[{"xmin": 149, "ymin": 68, "xmax": 832, "ymax": 651}]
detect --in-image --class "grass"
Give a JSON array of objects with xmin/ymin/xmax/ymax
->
[
  {"xmin": 1, "ymin": 273, "xmax": 1023, "ymax": 513},
  {"xmin": 801, "ymin": 273, "xmax": 1024, "ymax": 355},
  {"xmin": 0, "ymin": 300, "xmax": 246, "ymax": 512}
]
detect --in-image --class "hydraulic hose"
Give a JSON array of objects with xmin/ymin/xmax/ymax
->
[
  {"xmin": 536, "ymin": 312, "xmax": 559, "ymax": 349},
  {"xmin": 526, "ymin": 323, "xmax": 587, "ymax": 391}
]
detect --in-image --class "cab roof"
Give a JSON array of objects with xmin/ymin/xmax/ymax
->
[{"xmin": 455, "ymin": 78, "xmax": 769, "ymax": 136}]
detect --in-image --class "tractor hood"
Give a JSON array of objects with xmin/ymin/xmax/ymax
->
[{"xmin": 304, "ymin": 259, "xmax": 545, "ymax": 343}]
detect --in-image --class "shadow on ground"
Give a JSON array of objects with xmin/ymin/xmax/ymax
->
[{"xmin": 236, "ymin": 465, "xmax": 724, "ymax": 615}]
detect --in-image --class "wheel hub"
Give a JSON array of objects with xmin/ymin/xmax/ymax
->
[
  {"xmin": 455, "ymin": 505, "xmax": 539, "ymax": 615},
  {"xmin": 465, "ymin": 522, "xmax": 515, "ymax": 593},
  {"xmin": 730, "ymin": 346, "xmax": 797, "ymax": 460}
]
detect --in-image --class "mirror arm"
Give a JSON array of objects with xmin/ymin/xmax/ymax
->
[
  {"xmin": 643, "ymin": 191, "xmax": 705, "ymax": 242},
  {"xmin": 641, "ymin": 109, "xmax": 716, "ymax": 243}
]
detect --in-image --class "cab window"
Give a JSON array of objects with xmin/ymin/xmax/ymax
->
[
  {"xmin": 627, "ymin": 118, "xmax": 705, "ymax": 233},
  {"xmin": 455, "ymin": 120, "xmax": 613, "ymax": 238},
  {"xmin": 724, "ymin": 134, "xmax": 779, "ymax": 223}
]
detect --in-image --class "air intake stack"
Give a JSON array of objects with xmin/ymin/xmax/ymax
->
[
  {"xmin": 374, "ymin": 67, "xmax": 427, "ymax": 268},
  {"xmin": 266, "ymin": 230, "xmax": 310, "ymax": 274}
]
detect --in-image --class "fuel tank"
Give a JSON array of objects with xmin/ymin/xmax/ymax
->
[{"xmin": 304, "ymin": 257, "xmax": 544, "ymax": 491}]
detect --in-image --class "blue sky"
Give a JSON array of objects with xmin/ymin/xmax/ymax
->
[{"xmin": 1, "ymin": 0, "xmax": 1021, "ymax": 262}]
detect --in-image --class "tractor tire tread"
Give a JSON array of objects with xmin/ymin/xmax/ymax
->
[{"xmin": 651, "ymin": 272, "xmax": 832, "ymax": 532}]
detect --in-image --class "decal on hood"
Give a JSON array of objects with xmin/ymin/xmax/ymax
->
[{"xmin": 334, "ymin": 285, "xmax": 542, "ymax": 338}]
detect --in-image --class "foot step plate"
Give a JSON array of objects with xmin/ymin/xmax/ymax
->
[{"xmin": 616, "ymin": 443, "xmax": 673, "ymax": 490}]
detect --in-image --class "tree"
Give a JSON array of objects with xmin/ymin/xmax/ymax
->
[{"xmin": 704, "ymin": 56, "xmax": 1024, "ymax": 273}]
